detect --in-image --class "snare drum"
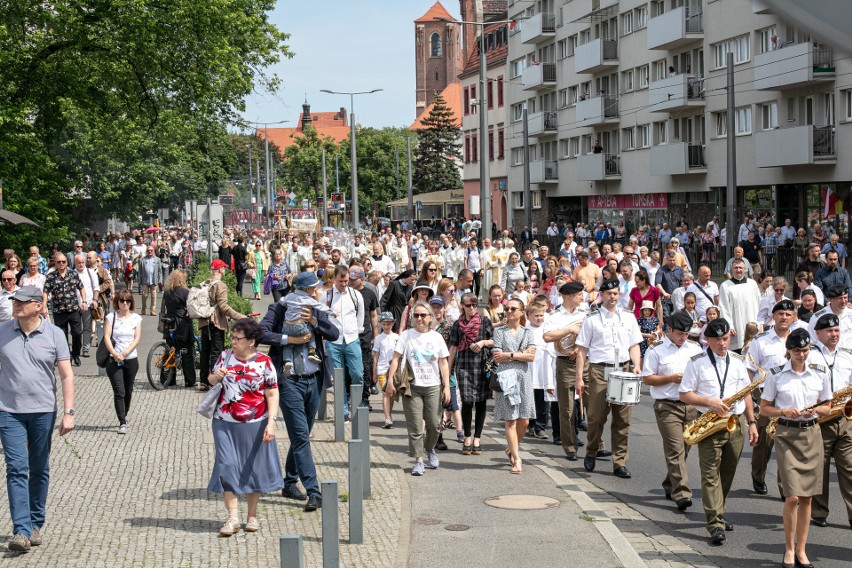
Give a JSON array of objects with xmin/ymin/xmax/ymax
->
[{"xmin": 606, "ymin": 371, "xmax": 642, "ymax": 406}]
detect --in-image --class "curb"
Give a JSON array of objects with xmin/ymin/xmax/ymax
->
[{"xmin": 395, "ymin": 465, "xmax": 412, "ymax": 568}]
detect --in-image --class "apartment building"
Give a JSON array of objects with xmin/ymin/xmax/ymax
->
[{"xmin": 506, "ymin": 0, "xmax": 851, "ymax": 240}]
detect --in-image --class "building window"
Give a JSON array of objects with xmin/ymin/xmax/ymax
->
[
  {"xmin": 498, "ymin": 128, "xmax": 505, "ymax": 159},
  {"xmin": 650, "ymin": 0, "xmax": 665, "ymax": 18},
  {"xmin": 844, "ymin": 90, "xmax": 852, "ymax": 121},
  {"xmin": 464, "ymin": 135, "xmax": 471, "ymax": 163},
  {"xmin": 654, "ymin": 121, "xmax": 668, "ymax": 145},
  {"xmin": 736, "ymin": 106, "xmax": 752, "ymax": 135},
  {"xmin": 713, "ymin": 34, "xmax": 751, "ymax": 69},
  {"xmin": 558, "ymin": 39, "xmax": 569, "ymax": 59},
  {"xmin": 761, "ymin": 102, "xmax": 778, "ymax": 130},
  {"xmin": 568, "ymin": 85, "xmax": 579, "ymax": 106},
  {"xmin": 472, "ymin": 133, "xmax": 478, "ymax": 162},
  {"xmin": 621, "ymin": 69, "xmax": 634, "ymax": 93},
  {"xmin": 714, "ymin": 111, "xmax": 727, "ymax": 137},
  {"xmin": 435, "ymin": 71, "xmax": 439, "ymax": 81},
  {"xmin": 570, "ymin": 137, "xmax": 580, "ymax": 157},
  {"xmin": 430, "ymin": 33, "xmax": 442, "ymax": 57},
  {"xmin": 651, "ymin": 59, "xmax": 667, "ymax": 82},
  {"xmin": 558, "ymin": 88, "xmax": 568, "ymax": 109},
  {"xmin": 621, "ymin": 12, "xmax": 633, "ymax": 36},
  {"xmin": 464, "ymin": 87, "xmax": 470, "ymax": 115},
  {"xmin": 532, "ymin": 190, "xmax": 542, "ymax": 209},
  {"xmin": 488, "ymin": 131, "xmax": 495, "ymax": 160},
  {"xmin": 637, "ymin": 65, "xmax": 650, "ymax": 89},
  {"xmin": 497, "ymin": 76, "xmax": 504, "ymax": 107},
  {"xmin": 511, "ymin": 103, "xmax": 524, "ymax": 122},
  {"xmin": 560, "ymin": 139, "xmax": 570, "ymax": 158},
  {"xmin": 512, "ymin": 191, "xmax": 524, "ymax": 210},
  {"xmin": 510, "ymin": 57, "xmax": 525, "ymax": 78},
  {"xmin": 622, "ymin": 127, "xmax": 635, "ymax": 150},
  {"xmin": 757, "ymin": 26, "xmax": 777, "ymax": 54},
  {"xmin": 635, "ymin": 5, "xmax": 648, "ymax": 29},
  {"xmin": 511, "ymin": 147, "xmax": 524, "ymax": 166},
  {"xmin": 487, "ymin": 81, "xmax": 493, "ymax": 110},
  {"xmin": 637, "ymin": 124, "xmax": 651, "ymax": 148}
]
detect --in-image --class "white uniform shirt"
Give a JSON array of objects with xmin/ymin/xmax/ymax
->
[
  {"xmin": 746, "ymin": 329, "xmax": 790, "ymax": 373},
  {"xmin": 576, "ymin": 307, "xmax": 643, "ymax": 365},
  {"xmin": 541, "ymin": 304, "xmax": 588, "ymax": 357},
  {"xmin": 807, "ymin": 344, "xmax": 852, "ymax": 392},
  {"xmin": 761, "ymin": 361, "xmax": 831, "ymax": 420},
  {"xmin": 680, "ymin": 350, "xmax": 751, "ymax": 415},
  {"xmin": 808, "ymin": 306, "xmax": 852, "ymax": 349},
  {"xmin": 642, "ymin": 337, "xmax": 703, "ymax": 400}
]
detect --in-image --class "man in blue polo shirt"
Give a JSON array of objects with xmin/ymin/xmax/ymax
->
[{"xmin": 0, "ymin": 286, "xmax": 76, "ymax": 552}]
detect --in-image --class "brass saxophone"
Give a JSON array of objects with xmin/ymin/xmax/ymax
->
[
  {"xmin": 767, "ymin": 384, "xmax": 852, "ymax": 439},
  {"xmin": 683, "ymin": 354, "xmax": 766, "ymax": 446}
]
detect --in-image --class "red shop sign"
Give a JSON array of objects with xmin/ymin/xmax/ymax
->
[{"xmin": 588, "ymin": 193, "xmax": 668, "ymax": 210}]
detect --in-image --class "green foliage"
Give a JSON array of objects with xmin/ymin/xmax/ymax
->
[
  {"xmin": 190, "ymin": 254, "xmax": 254, "ymax": 348},
  {"xmin": 0, "ymin": 0, "xmax": 291, "ymax": 248},
  {"xmin": 280, "ymin": 126, "xmax": 341, "ymax": 203},
  {"xmin": 412, "ymin": 92, "xmax": 462, "ymax": 195}
]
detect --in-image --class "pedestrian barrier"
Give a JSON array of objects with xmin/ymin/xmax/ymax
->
[
  {"xmin": 317, "ymin": 387, "xmax": 328, "ymax": 420},
  {"xmin": 279, "ymin": 534, "xmax": 304, "ymax": 568},
  {"xmin": 321, "ymin": 480, "xmax": 340, "ymax": 567},
  {"xmin": 348, "ymin": 439, "xmax": 364, "ymax": 544},
  {"xmin": 356, "ymin": 410, "xmax": 371, "ymax": 498},
  {"xmin": 333, "ymin": 368, "xmax": 345, "ymax": 442},
  {"xmin": 350, "ymin": 383, "xmax": 361, "ymax": 423}
]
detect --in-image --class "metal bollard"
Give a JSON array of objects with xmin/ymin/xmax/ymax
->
[
  {"xmin": 333, "ymin": 368, "xmax": 345, "ymax": 442},
  {"xmin": 356, "ymin": 410, "xmax": 371, "ymax": 498},
  {"xmin": 279, "ymin": 534, "xmax": 304, "ymax": 568},
  {"xmin": 348, "ymin": 440, "xmax": 364, "ymax": 544},
  {"xmin": 321, "ymin": 480, "xmax": 339, "ymax": 568},
  {"xmin": 317, "ymin": 387, "xmax": 328, "ymax": 421},
  {"xmin": 350, "ymin": 384, "xmax": 361, "ymax": 422}
]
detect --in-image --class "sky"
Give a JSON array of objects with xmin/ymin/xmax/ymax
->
[{"xmin": 240, "ymin": 0, "xmax": 461, "ymax": 130}]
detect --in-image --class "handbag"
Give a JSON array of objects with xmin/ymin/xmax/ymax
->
[
  {"xmin": 96, "ymin": 313, "xmax": 117, "ymax": 368},
  {"xmin": 247, "ymin": 267, "xmax": 257, "ymax": 279},
  {"xmin": 489, "ymin": 328, "xmax": 529, "ymax": 392},
  {"xmin": 392, "ymin": 340, "xmax": 413, "ymax": 400},
  {"xmin": 196, "ymin": 383, "xmax": 223, "ymax": 419}
]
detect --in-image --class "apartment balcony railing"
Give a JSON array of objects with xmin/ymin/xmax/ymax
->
[
  {"xmin": 650, "ymin": 142, "xmax": 707, "ymax": 175},
  {"xmin": 575, "ymin": 95, "xmax": 619, "ymax": 127},
  {"xmin": 521, "ymin": 12, "xmax": 556, "ymax": 44},
  {"xmin": 577, "ymin": 153, "xmax": 621, "ymax": 180},
  {"xmin": 649, "ymin": 74, "xmax": 705, "ymax": 112},
  {"xmin": 647, "ymin": 6, "xmax": 704, "ymax": 50},
  {"xmin": 528, "ymin": 111, "xmax": 558, "ymax": 136},
  {"xmin": 755, "ymin": 125, "xmax": 836, "ymax": 167},
  {"xmin": 522, "ymin": 63, "xmax": 557, "ymax": 90},
  {"xmin": 754, "ymin": 42, "xmax": 835, "ymax": 90},
  {"xmin": 575, "ymin": 38, "xmax": 618, "ymax": 74},
  {"xmin": 530, "ymin": 160, "xmax": 559, "ymax": 184}
]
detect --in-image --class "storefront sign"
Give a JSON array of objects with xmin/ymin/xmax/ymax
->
[{"xmin": 588, "ymin": 193, "xmax": 668, "ymax": 210}]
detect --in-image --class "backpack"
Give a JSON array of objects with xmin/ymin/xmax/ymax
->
[{"xmin": 187, "ymin": 280, "xmax": 216, "ymax": 319}]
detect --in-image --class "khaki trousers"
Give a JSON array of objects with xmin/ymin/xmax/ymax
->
[
  {"xmin": 555, "ymin": 357, "xmax": 586, "ymax": 455},
  {"xmin": 402, "ymin": 384, "xmax": 441, "ymax": 460},
  {"xmin": 653, "ymin": 399, "xmax": 699, "ymax": 501},
  {"xmin": 585, "ymin": 363, "xmax": 632, "ymax": 469},
  {"xmin": 812, "ymin": 417, "xmax": 852, "ymax": 521},
  {"xmin": 697, "ymin": 415, "xmax": 746, "ymax": 534},
  {"xmin": 750, "ymin": 412, "xmax": 775, "ymax": 483},
  {"xmin": 141, "ymin": 284, "xmax": 158, "ymax": 314}
]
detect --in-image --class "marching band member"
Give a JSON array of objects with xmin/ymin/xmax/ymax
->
[
  {"xmin": 575, "ymin": 278, "xmax": 642, "ymax": 478},
  {"xmin": 809, "ymin": 284, "xmax": 852, "ymax": 349},
  {"xmin": 747, "ymin": 299, "xmax": 795, "ymax": 496},
  {"xmin": 680, "ymin": 318, "xmax": 759, "ymax": 545},
  {"xmin": 760, "ymin": 328, "xmax": 832, "ymax": 568},
  {"xmin": 808, "ymin": 313, "xmax": 852, "ymax": 529},
  {"xmin": 542, "ymin": 281, "xmax": 589, "ymax": 461},
  {"xmin": 642, "ymin": 311, "xmax": 702, "ymax": 511}
]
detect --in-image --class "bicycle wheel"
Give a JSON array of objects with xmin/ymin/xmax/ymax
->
[{"xmin": 146, "ymin": 342, "xmax": 172, "ymax": 390}]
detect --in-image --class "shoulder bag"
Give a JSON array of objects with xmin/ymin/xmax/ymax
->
[
  {"xmin": 392, "ymin": 337, "xmax": 414, "ymax": 401},
  {"xmin": 489, "ymin": 327, "xmax": 530, "ymax": 392},
  {"xmin": 96, "ymin": 313, "xmax": 117, "ymax": 368}
]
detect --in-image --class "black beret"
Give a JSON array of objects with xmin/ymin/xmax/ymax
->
[
  {"xmin": 704, "ymin": 318, "xmax": 730, "ymax": 337},
  {"xmin": 772, "ymin": 299, "xmax": 795, "ymax": 313},
  {"xmin": 560, "ymin": 281, "xmax": 585, "ymax": 295},
  {"xmin": 599, "ymin": 278, "xmax": 619, "ymax": 292},
  {"xmin": 785, "ymin": 328, "xmax": 811, "ymax": 350},
  {"xmin": 814, "ymin": 312, "xmax": 840, "ymax": 330},
  {"xmin": 826, "ymin": 284, "xmax": 849, "ymax": 299},
  {"xmin": 667, "ymin": 310, "xmax": 694, "ymax": 332}
]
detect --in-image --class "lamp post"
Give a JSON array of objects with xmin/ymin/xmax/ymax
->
[
  {"xmin": 243, "ymin": 119, "xmax": 289, "ymax": 226},
  {"xmin": 320, "ymin": 88, "xmax": 383, "ymax": 232},
  {"xmin": 436, "ymin": 17, "xmax": 515, "ymax": 241}
]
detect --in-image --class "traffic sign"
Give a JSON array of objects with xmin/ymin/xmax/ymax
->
[
  {"xmin": 218, "ymin": 195, "xmax": 233, "ymax": 205},
  {"xmin": 288, "ymin": 192, "xmax": 297, "ymax": 200},
  {"xmin": 287, "ymin": 199, "xmax": 296, "ymax": 207},
  {"xmin": 416, "ymin": 200, "xmax": 423, "ymax": 210}
]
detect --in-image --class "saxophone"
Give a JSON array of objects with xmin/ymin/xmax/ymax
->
[
  {"xmin": 767, "ymin": 384, "xmax": 852, "ymax": 439},
  {"xmin": 683, "ymin": 354, "xmax": 766, "ymax": 446}
]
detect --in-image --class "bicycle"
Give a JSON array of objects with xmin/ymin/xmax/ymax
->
[{"xmin": 146, "ymin": 317, "xmax": 201, "ymax": 390}]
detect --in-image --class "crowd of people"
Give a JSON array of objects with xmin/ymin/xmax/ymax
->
[{"xmin": 0, "ymin": 214, "xmax": 850, "ymax": 564}]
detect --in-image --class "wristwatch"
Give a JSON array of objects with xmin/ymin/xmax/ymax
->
[
  {"xmin": 747, "ymin": 419, "xmax": 757, "ymax": 425},
  {"xmin": 64, "ymin": 409, "xmax": 75, "ymax": 416}
]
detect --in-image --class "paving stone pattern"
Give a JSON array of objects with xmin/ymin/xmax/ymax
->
[{"xmin": 0, "ymin": 377, "xmax": 401, "ymax": 567}]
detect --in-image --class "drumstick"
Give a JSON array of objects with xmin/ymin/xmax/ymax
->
[{"xmin": 579, "ymin": 397, "xmax": 585, "ymax": 419}]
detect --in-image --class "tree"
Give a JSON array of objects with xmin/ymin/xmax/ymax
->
[
  {"xmin": 0, "ymin": 0, "xmax": 291, "ymax": 250},
  {"xmin": 412, "ymin": 92, "xmax": 462, "ymax": 195},
  {"xmin": 279, "ymin": 126, "xmax": 341, "ymax": 208}
]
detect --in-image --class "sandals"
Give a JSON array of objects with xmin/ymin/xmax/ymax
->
[
  {"xmin": 471, "ymin": 445, "xmax": 481, "ymax": 455},
  {"xmin": 511, "ymin": 460, "xmax": 523, "ymax": 474},
  {"xmin": 198, "ymin": 384, "xmax": 211, "ymax": 392},
  {"xmin": 505, "ymin": 448, "xmax": 514, "ymax": 466},
  {"xmin": 462, "ymin": 445, "xmax": 472, "ymax": 455}
]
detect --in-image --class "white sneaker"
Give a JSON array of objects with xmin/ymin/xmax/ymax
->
[
  {"xmin": 219, "ymin": 518, "xmax": 241, "ymax": 536},
  {"xmin": 383, "ymin": 418, "xmax": 393, "ymax": 429},
  {"xmin": 425, "ymin": 449, "xmax": 440, "ymax": 469},
  {"xmin": 118, "ymin": 424, "xmax": 127, "ymax": 435}
]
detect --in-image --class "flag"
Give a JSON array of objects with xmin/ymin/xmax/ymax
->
[{"xmin": 823, "ymin": 185, "xmax": 840, "ymax": 219}]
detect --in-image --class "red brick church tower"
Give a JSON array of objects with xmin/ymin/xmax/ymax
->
[{"xmin": 414, "ymin": 2, "xmax": 463, "ymax": 118}]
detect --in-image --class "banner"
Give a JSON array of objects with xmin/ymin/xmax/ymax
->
[{"xmin": 588, "ymin": 193, "xmax": 668, "ymax": 210}]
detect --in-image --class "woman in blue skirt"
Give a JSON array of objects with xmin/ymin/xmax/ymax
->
[{"xmin": 207, "ymin": 318, "xmax": 284, "ymax": 536}]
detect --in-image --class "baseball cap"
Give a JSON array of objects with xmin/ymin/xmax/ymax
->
[{"xmin": 210, "ymin": 259, "xmax": 229, "ymax": 270}]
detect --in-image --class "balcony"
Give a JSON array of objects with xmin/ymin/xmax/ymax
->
[
  {"xmin": 650, "ymin": 142, "xmax": 706, "ymax": 175},
  {"xmin": 755, "ymin": 125, "xmax": 836, "ymax": 168},
  {"xmin": 753, "ymin": 0, "xmax": 771, "ymax": 13},
  {"xmin": 530, "ymin": 160, "xmax": 559, "ymax": 184},
  {"xmin": 647, "ymin": 6, "xmax": 703, "ymax": 50},
  {"xmin": 577, "ymin": 153, "xmax": 621, "ymax": 181},
  {"xmin": 528, "ymin": 111, "xmax": 558, "ymax": 136},
  {"xmin": 521, "ymin": 12, "xmax": 556, "ymax": 44},
  {"xmin": 575, "ymin": 95, "xmax": 619, "ymax": 127},
  {"xmin": 522, "ymin": 63, "xmax": 556, "ymax": 91},
  {"xmin": 753, "ymin": 42, "xmax": 835, "ymax": 90},
  {"xmin": 570, "ymin": 0, "xmax": 619, "ymax": 22},
  {"xmin": 574, "ymin": 38, "xmax": 618, "ymax": 74},
  {"xmin": 649, "ymin": 74, "xmax": 704, "ymax": 113}
]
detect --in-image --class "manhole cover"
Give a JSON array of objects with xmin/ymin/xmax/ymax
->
[
  {"xmin": 445, "ymin": 524, "xmax": 470, "ymax": 531},
  {"xmin": 415, "ymin": 517, "xmax": 442, "ymax": 525},
  {"xmin": 484, "ymin": 495, "xmax": 561, "ymax": 510}
]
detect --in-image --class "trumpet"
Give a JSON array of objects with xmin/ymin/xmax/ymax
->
[
  {"xmin": 683, "ymin": 354, "xmax": 766, "ymax": 446},
  {"xmin": 767, "ymin": 384, "xmax": 852, "ymax": 439}
]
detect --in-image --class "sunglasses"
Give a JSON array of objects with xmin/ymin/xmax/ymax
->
[
  {"xmin": 1, "ymin": 278, "xmax": 15, "ymax": 282},
  {"xmin": 774, "ymin": 288, "xmax": 786, "ymax": 293},
  {"xmin": 118, "ymin": 298, "xmax": 132, "ymax": 304},
  {"xmin": 55, "ymin": 260, "xmax": 67, "ymax": 264},
  {"xmin": 427, "ymin": 268, "xmax": 437, "ymax": 272},
  {"xmin": 463, "ymin": 303, "xmax": 477, "ymax": 308},
  {"xmin": 506, "ymin": 307, "xmax": 522, "ymax": 312},
  {"xmin": 412, "ymin": 313, "xmax": 430, "ymax": 319}
]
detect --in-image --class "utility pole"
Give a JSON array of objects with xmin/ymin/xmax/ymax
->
[
  {"xmin": 478, "ymin": 30, "xmax": 492, "ymax": 241},
  {"xmin": 522, "ymin": 106, "xmax": 531, "ymax": 239},
  {"xmin": 407, "ymin": 137, "xmax": 414, "ymax": 224},
  {"xmin": 322, "ymin": 148, "xmax": 328, "ymax": 229},
  {"xmin": 725, "ymin": 52, "xmax": 737, "ymax": 262},
  {"xmin": 248, "ymin": 146, "xmax": 253, "ymax": 225},
  {"xmin": 394, "ymin": 141, "xmax": 401, "ymax": 200},
  {"xmin": 256, "ymin": 159, "xmax": 262, "ymax": 227},
  {"xmin": 264, "ymin": 126, "xmax": 271, "ymax": 229}
]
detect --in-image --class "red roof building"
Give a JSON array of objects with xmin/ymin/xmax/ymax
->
[{"xmin": 258, "ymin": 101, "xmax": 350, "ymax": 152}]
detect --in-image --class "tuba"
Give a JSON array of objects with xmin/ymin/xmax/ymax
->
[
  {"xmin": 767, "ymin": 384, "xmax": 852, "ymax": 439},
  {"xmin": 554, "ymin": 331, "xmax": 578, "ymax": 357},
  {"xmin": 683, "ymin": 354, "xmax": 767, "ymax": 446}
]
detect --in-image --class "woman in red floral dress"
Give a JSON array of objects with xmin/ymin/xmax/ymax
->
[{"xmin": 207, "ymin": 318, "xmax": 283, "ymax": 536}]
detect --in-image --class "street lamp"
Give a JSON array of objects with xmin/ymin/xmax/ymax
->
[
  {"xmin": 242, "ymin": 118, "xmax": 289, "ymax": 226},
  {"xmin": 320, "ymin": 88, "xmax": 383, "ymax": 231},
  {"xmin": 436, "ymin": 16, "xmax": 516, "ymax": 241}
]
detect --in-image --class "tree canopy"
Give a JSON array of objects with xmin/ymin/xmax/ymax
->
[
  {"xmin": 412, "ymin": 92, "xmax": 462, "ymax": 195},
  {"xmin": 0, "ymin": 0, "xmax": 290, "ymax": 250}
]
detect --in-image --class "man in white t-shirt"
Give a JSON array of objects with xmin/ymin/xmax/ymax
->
[{"xmin": 686, "ymin": 265, "xmax": 719, "ymax": 320}]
